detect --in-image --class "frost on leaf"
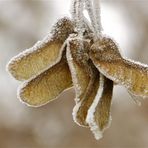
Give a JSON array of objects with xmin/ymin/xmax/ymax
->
[
  {"xmin": 72, "ymin": 69, "xmax": 100, "ymax": 127},
  {"xmin": 19, "ymin": 53, "xmax": 72, "ymax": 107},
  {"xmin": 7, "ymin": 17, "xmax": 74, "ymax": 81},
  {"xmin": 66, "ymin": 35, "xmax": 91, "ymax": 103},
  {"xmin": 86, "ymin": 75, "xmax": 113, "ymax": 140},
  {"xmin": 90, "ymin": 36, "xmax": 148, "ymax": 98},
  {"xmin": 66, "ymin": 35, "xmax": 98, "ymax": 126}
]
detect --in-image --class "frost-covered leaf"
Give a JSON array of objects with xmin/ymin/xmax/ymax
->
[
  {"xmin": 90, "ymin": 37, "xmax": 148, "ymax": 98},
  {"xmin": 73, "ymin": 66, "xmax": 100, "ymax": 127},
  {"xmin": 86, "ymin": 75, "xmax": 113, "ymax": 140},
  {"xmin": 66, "ymin": 35, "xmax": 91, "ymax": 103},
  {"xmin": 7, "ymin": 17, "xmax": 74, "ymax": 81},
  {"xmin": 66, "ymin": 35, "xmax": 96, "ymax": 126},
  {"xmin": 18, "ymin": 55, "xmax": 72, "ymax": 107}
]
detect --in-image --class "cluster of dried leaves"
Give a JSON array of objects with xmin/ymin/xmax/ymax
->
[{"xmin": 7, "ymin": 4, "xmax": 148, "ymax": 140}]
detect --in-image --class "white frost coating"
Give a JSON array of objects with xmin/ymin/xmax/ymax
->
[
  {"xmin": 66, "ymin": 38, "xmax": 82, "ymax": 102},
  {"xmin": 86, "ymin": 74, "xmax": 104, "ymax": 140},
  {"xmin": 72, "ymin": 101, "xmax": 81, "ymax": 123},
  {"xmin": 125, "ymin": 58, "xmax": 148, "ymax": 69},
  {"xmin": 72, "ymin": 100, "xmax": 86, "ymax": 127}
]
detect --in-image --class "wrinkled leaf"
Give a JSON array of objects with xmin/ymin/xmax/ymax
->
[
  {"xmin": 19, "ymin": 55, "xmax": 72, "ymax": 107},
  {"xmin": 7, "ymin": 17, "xmax": 74, "ymax": 81},
  {"xmin": 90, "ymin": 37, "xmax": 148, "ymax": 98},
  {"xmin": 73, "ymin": 65, "xmax": 100, "ymax": 127},
  {"xmin": 86, "ymin": 75, "xmax": 113, "ymax": 140},
  {"xmin": 66, "ymin": 35, "xmax": 96, "ymax": 126},
  {"xmin": 66, "ymin": 35, "xmax": 91, "ymax": 103}
]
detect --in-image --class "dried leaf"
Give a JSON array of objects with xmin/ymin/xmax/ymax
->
[
  {"xmin": 73, "ymin": 66, "xmax": 100, "ymax": 127},
  {"xmin": 66, "ymin": 35, "xmax": 96, "ymax": 126},
  {"xmin": 90, "ymin": 37, "xmax": 148, "ymax": 98},
  {"xmin": 66, "ymin": 35, "xmax": 91, "ymax": 103},
  {"xmin": 7, "ymin": 17, "xmax": 74, "ymax": 81},
  {"xmin": 19, "ymin": 55, "xmax": 72, "ymax": 107},
  {"xmin": 86, "ymin": 75, "xmax": 113, "ymax": 140}
]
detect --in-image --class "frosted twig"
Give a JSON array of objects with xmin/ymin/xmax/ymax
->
[
  {"xmin": 93, "ymin": 0, "xmax": 102, "ymax": 34},
  {"xmin": 86, "ymin": 74, "xmax": 105, "ymax": 140},
  {"xmin": 75, "ymin": 0, "xmax": 85, "ymax": 36},
  {"xmin": 71, "ymin": 0, "xmax": 78, "ymax": 21},
  {"xmin": 71, "ymin": 0, "xmax": 92, "ymax": 34},
  {"xmin": 84, "ymin": 0, "xmax": 99, "ymax": 39},
  {"xmin": 84, "ymin": 0, "xmax": 102, "ymax": 39}
]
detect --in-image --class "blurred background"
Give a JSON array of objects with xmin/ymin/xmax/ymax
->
[{"xmin": 0, "ymin": 0, "xmax": 148, "ymax": 147}]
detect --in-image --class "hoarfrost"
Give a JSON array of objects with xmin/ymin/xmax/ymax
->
[
  {"xmin": 86, "ymin": 74, "xmax": 104, "ymax": 140},
  {"xmin": 66, "ymin": 37, "xmax": 82, "ymax": 102}
]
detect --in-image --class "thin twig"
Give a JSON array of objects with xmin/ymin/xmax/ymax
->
[
  {"xmin": 85, "ymin": 0, "xmax": 98, "ymax": 38},
  {"xmin": 71, "ymin": 0, "xmax": 77, "ymax": 21},
  {"xmin": 93, "ymin": 0, "xmax": 102, "ymax": 35},
  {"xmin": 84, "ymin": 0, "xmax": 102, "ymax": 40},
  {"xmin": 76, "ymin": 0, "xmax": 85, "ymax": 36}
]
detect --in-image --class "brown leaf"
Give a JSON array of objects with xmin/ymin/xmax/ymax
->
[
  {"xmin": 73, "ymin": 65, "xmax": 100, "ymax": 127},
  {"xmin": 7, "ymin": 17, "xmax": 74, "ymax": 81},
  {"xmin": 19, "ymin": 55, "xmax": 72, "ymax": 107},
  {"xmin": 66, "ymin": 35, "xmax": 96, "ymax": 126},
  {"xmin": 66, "ymin": 35, "xmax": 91, "ymax": 103},
  {"xmin": 90, "ymin": 37, "xmax": 148, "ymax": 98},
  {"xmin": 86, "ymin": 75, "xmax": 113, "ymax": 140}
]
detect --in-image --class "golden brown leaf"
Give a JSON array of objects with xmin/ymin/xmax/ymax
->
[
  {"xmin": 66, "ymin": 35, "xmax": 91, "ymax": 103},
  {"xmin": 73, "ymin": 66, "xmax": 100, "ymax": 127},
  {"xmin": 90, "ymin": 37, "xmax": 148, "ymax": 98},
  {"xmin": 66, "ymin": 35, "xmax": 97, "ymax": 126},
  {"xmin": 86, "ymin": 75, "xmax": 113, "ymax": 140},
  {"xmin": 19, "ymin": 55, "xmax": 72, "ymax": 107},
  {"xmin": 7, "ymin": 17, "xmax": 74, "ymax": 81}
]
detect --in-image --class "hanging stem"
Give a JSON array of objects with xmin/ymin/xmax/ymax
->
[
  {"xmin": 71, "ymin": 0, "xmax": 85, "ymax": 36},
  {"xmin": 85, "ymin": 0, "xmax": 98, "ymax": 39},
  {"xmin": 84, "ymin": 0, "xmax": 102, "ymax": 39},
  {"xmin": 93, "ymin": 0, "xmax": 102, "ymax": 35},
  {"xmin": 71, "ymin": 0, "xmax": 102, "ymax": 39},
  {"xmin": 76, "ymin": 0, "xmax": 85, "ymax": 34},
  {"xmin": 71, "ymin": 0, "xmax": 77, "ymax": 20}
]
